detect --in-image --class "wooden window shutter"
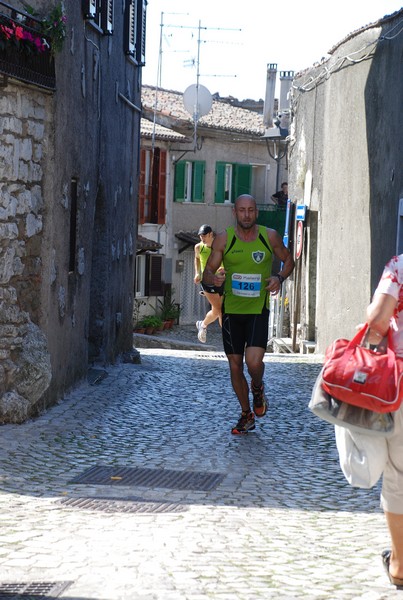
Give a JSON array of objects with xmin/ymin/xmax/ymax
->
[
  {"xmin": 101, "ymin": 0, "xmax": 114, "ymax": 34},
  {"xmin": 124, "ymin": 0, "xmax": 136, "ymax": 55},
  {"xmin": 157, "ymin": 150, "xmax": 166, "ymax": 224},
  {"xmin": 146, "ymin": 254, "xmax": 163, "ymax": 296},
  {"xmin": 192, "ymin": 161, "xmax": 205, "ymax": 203},
  {"xmin": 214, "ymin": 162, "xmax": 226, "ymax": 203},
  {"xmin": 137, "ymin": 0, "xmax": 147, "ymax": 65},
  {"xmin": 138, "ymin": 148, "xmax": 146, "ymax": 224},
  {"xmin": 174, "ymin": 161, "xmax": 185, "ymax": 202},
  {"xmin": 234, "ymin": 164, "xmax": 252, "ymax": 197},
  {"xmin": 82, "ymin": 0, "xmax": 98, "ymax": 19}
]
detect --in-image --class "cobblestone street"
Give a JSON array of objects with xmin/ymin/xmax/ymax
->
[{"xmin": 0, "ymin": 336, "xmax": 400, "ymax": 599}]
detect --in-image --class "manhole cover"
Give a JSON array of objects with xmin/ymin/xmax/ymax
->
[
  {"xmin": 70, "ymin": 465, "xmax": 225, "ymax": 491},
  {"xmin": 0, "ymin": 581, "xmax": 72, "ymax": 598},
  {"xmin": 60, "ymin": 496, "xmax": 186, "ymax": 513}
]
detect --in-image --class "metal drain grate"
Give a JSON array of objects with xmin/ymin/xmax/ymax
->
[
  {"xmin": 70, "ymin": 465, "xmax": 225, "ymax": 491},
  {"xmin": 0, "ymin": 581, "xmax": 72, "ymax": 599},
  {"xmin": 60, "ymin": 496, "xmax": 186, "ymax": 513}
]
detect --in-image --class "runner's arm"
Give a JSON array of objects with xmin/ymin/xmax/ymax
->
[
  {"xmin": 202, "ymin": 232, "xmax": 227, "ymax": 286},
  {"xmin": 194, "ymin": 243, "xmax": 201, "ymax": 284}
]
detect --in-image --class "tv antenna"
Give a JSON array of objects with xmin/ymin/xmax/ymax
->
[
  {"xmin": 152, "ymin": 14, "xmax": 241, "ymax": 149},
  {"xmin": 182, "ymin": 19, "xmax": 241, "ymax": 147}
]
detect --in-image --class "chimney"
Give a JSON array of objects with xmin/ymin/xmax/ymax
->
[
  {"xmin": 263, "ymin": 63, "xmax": 277, "ymax": 128},
  {"xmin": 279, "ymin": 71, "xmax": 294, "ymax": 112}
]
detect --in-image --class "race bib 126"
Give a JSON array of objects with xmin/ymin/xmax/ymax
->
[{"xmin": 231, "ymin": 273, "xmax": 261, "ymax": 297}]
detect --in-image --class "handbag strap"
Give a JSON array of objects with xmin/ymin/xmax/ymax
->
[
  {"xmin": 350, "ymin": 322, "xmax": 392, "ymax": 354},
  {"xmin": 342, "ymin": 323, "xmax": 396, "ymax": 374},
  {"xmin": 347, "ymin": 323, "xmax": 370, "ymax": 348}
]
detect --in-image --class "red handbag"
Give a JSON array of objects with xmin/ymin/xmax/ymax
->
[{"xmin": 321, "ymin": 323, "xmax": 403, "ymax": 413}]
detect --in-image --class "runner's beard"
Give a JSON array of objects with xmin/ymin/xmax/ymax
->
[{"xmin": 238, "ymin": 220, "xmax": 256, "ymax": 230}]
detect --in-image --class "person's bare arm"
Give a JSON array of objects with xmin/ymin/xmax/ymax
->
[
  {"xmin": 202, "ymin": 232, "xmax": 227, "ymax": 286},
  {"xmin": 265, "ymin": 228, "xmax": 295, "ymax": 293},
  {"xmin": 194, "ymin": 243, "xmax": 201, "ymax": 284},
  {"xmin": 366, "ymin": 292, "xmax": 397, "ymax": 343}
]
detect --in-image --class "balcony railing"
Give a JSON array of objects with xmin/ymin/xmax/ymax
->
[{"xmin": 0, "ymin": 1, "xmax": 55, "ymax": 90}]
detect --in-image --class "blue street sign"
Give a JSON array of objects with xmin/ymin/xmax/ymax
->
[{"xmin": 296, "ymin": 204, "xmax": 307, "ymax": 221}]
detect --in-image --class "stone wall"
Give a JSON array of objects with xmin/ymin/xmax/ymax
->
[
  {"xmin": 289, "ymin": 10, "xmax": 403, "ymax": 352},
  {"xmin": 0, "ymin": 83, "xmax": 52, "ymax": 422}
]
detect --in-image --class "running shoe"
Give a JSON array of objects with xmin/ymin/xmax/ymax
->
[
  {"xmin": 231, "ymin": 411, "xmax": 256, "ymax": 434},
  {"xmin": 196, "ymin": 320, "xmax": 207, "ymax": 343},
  {"xmin": 251, "ymin": 382, "xmax": 268, "ymax": 417}
]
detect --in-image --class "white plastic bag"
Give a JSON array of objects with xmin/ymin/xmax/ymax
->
[
  {"xmin": 309, "ymin": 370, "xmax": 394, "ymax": 437},
  {"xmin": 334, "ymin": 424, "xmax": 388, "ymax": 488}
]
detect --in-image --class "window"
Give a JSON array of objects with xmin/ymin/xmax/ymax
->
[
  {"xmin": 124, "ymin": 0, "xmax": 147, "ymax": 64},
  {"xmin": 83, "ymin": 0, "xmax": 114, "ymax": 34},
  {"xmin": 215, "ymin": 162, "xmax": 252, "ymax": 203},
  {"xmin": 174, "ymin": 160, "xmax": 205, "ymax": 203},
  {"xmin": 138, "ymin": 148, "xmax": 166, "ymax": 224},
  {"xmin": 135, "ymin": 254, "xmax": 163, "ymax": 297},
  {"xmin": 101, "ymin": 0, "xmax": 114, "ymax": 34},
  {"xmin": 146, "ymin": 254, "xmax": 163, "ymax": 296},
  {"xmin": 135, "ymin": 254, "xmax": 146, "ymax": 296},
  {"xmin": 82, "ymin": 0, "xmax": 98, "ymax": 20}
]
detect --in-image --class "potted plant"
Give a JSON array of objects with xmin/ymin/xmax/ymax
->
[
  {"xmin": 140, "ymin": 315, "xmax": 163, "ymax": 335},
  {"xmin": 157, "ymin": 289, "xmax": 181, "ymax": 327}
]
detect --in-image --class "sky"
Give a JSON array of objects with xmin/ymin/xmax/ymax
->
[{"xmin": 142, "ymin": 0, "xmax": 402, "ymax": 101}]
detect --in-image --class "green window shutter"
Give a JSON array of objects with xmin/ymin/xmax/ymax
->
[
  {"xmin": 234, "ymin": 164, "xmax": 252, "ymax": 198},
  {"xmin": 214, "ymin": 162, "xmax": 226, "ymax": 203},
  {"xmin": 192, "ymin": 161, "xmax": 205, "ymax": 203},
  {"xmin": 174, "ymin": 161, "xmax": 186, "ymax": 202}
]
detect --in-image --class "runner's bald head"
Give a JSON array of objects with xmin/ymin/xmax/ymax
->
[{"xmin": 234, "ymin": 195, "xmax": 256, "ymax": 208}]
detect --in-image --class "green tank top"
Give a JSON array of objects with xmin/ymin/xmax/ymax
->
[
  {"xmin": 199, "ymin": 243, "xmax": 211, "ymax": 274},
  {"xmin": 223, "ymin": 225, "xmax": 273, "ymax": 314}
]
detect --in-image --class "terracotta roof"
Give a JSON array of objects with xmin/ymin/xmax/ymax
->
[
  {"xmin": 136, "ymin": 234, "xmax": 163, "ymax": 253},
  {"xmin": 142, "ymin": 85, "xmax": 265, "ymax": 137},
  {"xmin": 175, "ymin": 231, "xmax": 199, "ymax": 244},
  {"xmin": 140, "ymin": 118, "xmax": 189, "ymax": 141},
  {"xmin": 175, "ymin": 230, "xmax": 200, "ymax": 253}
]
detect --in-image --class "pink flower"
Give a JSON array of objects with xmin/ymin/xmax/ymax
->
[
  {"xmin": 34, "ymin": 36, "xmax": 43, "ymax": 49},
  {"xmin": 23, "ymin": 31, "xmax": 34, "ymax": 42},
  {"xmin": 0, "ymin": 24, "xmax": 14, "ymax": 39},
  {"xmin": 14, "ymin": 26, "xmax": 24, "ymax": 40}
]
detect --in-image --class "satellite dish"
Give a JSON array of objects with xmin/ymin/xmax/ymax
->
[{"xmin": 183, "ymin": 84, "xmax": 212, "ymax": 119}]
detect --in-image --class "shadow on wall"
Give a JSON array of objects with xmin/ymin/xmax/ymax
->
[
  {"xmin": 88, "ymin": 184, "xmax": 108, "ymax": 364},
  {"xmin": 366, "ymin": 13, "xmax": 403, "ymax": 288}
]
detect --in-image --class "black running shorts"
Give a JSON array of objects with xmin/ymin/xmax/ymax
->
[
  {"xmin": 222, "ymin": 308, "xmax": 269, "ymax": 355},
  {"xmin": 200, "ymin": 281, "xmax": 224, "ymax": 296}
]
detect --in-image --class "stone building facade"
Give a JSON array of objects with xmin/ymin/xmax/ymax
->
[
  {"xmin": 0, "ymin": 85, "xmax": 54, "ymax": 422},
  {"xmin": 288, "ymin": 9, "xmax": 403, "ymax": 353},
  {"xmin": 0, "ymin": 1, "xmax": 145, "ymax": 422}
]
